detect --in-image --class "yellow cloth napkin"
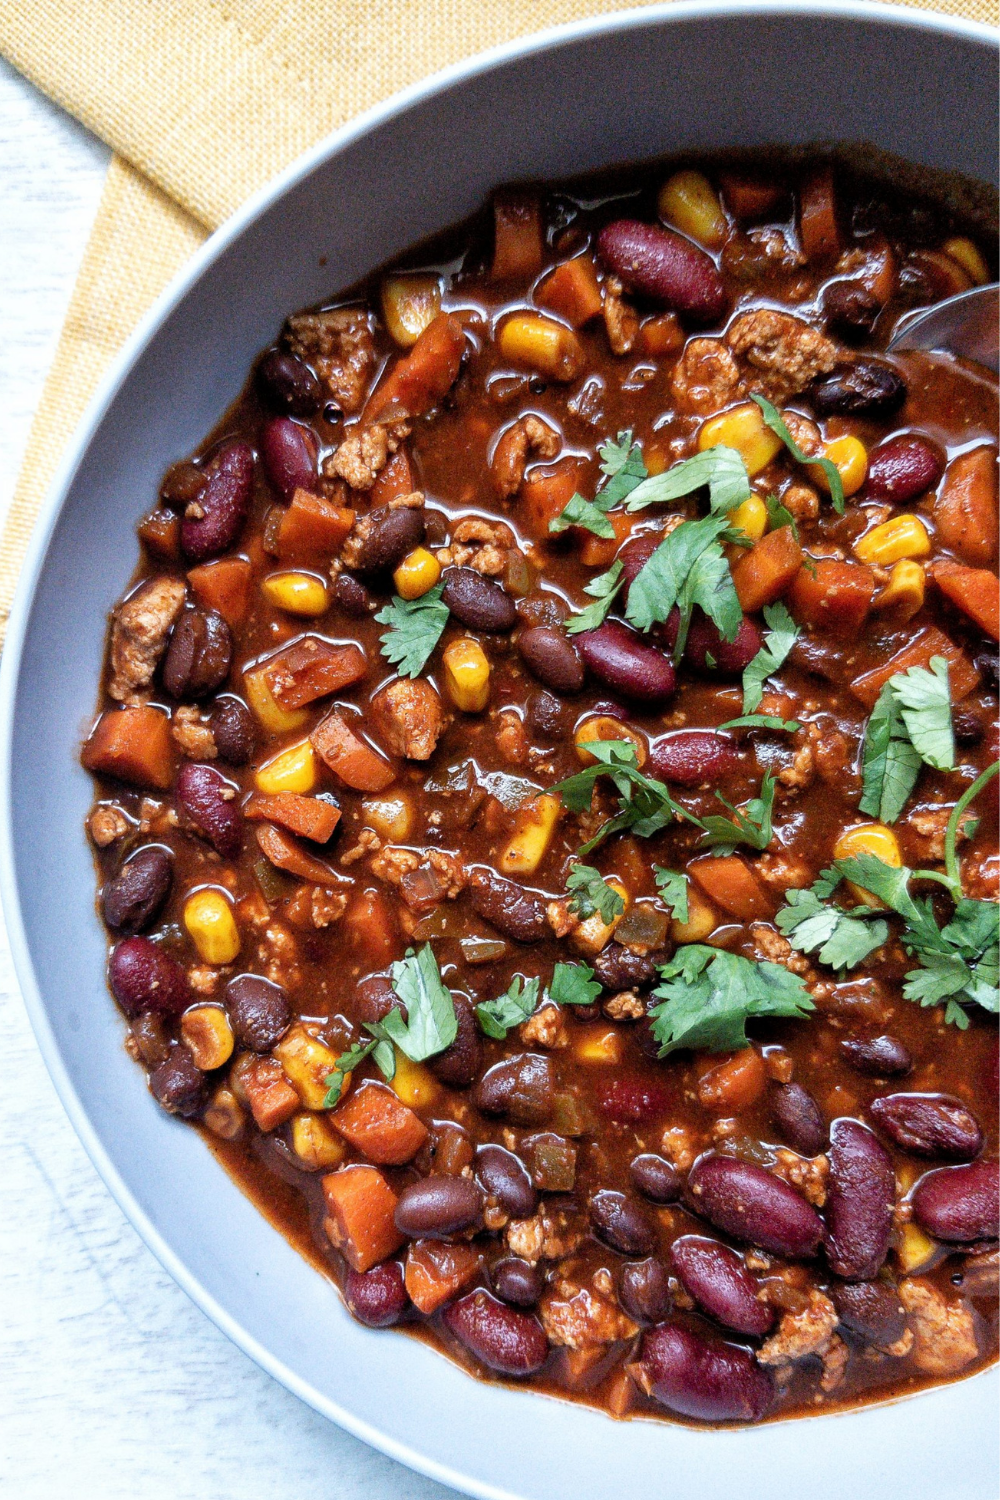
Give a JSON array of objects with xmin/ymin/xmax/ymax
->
[{"xmin": 0, "ymin": 0, "xmax": 995, "ymax": 635}]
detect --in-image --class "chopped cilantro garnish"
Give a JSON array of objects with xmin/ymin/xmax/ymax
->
[
  {"xmin": 764, "ymin": 493, "xmax": 800, "ymax": 540},
  {"xmin": 548, "ymin": 961, "xmax": 602, "ymax": 1008},
  {"xmin": 625, "ymin": 445, "xmax": 752, "ymax": 515},
  {"xmin": 624, "ymin": 512, "xmax": 743, "ymax": 659},
  {"xmin": 475, "ymin": 975, "xmax": 541, "ymax": 1040},
  {"xmin": 750, "ymin": 394, "xmax": 846, "ymax": 515},
  {"xmin": 719, "ymin": 714, "xmax": 800, "ymax": 733},
  {"xmin": 776, "ymin": 886, "xmax": 889, "ymax": 972},
  {"xmin": 564, "ymin": 560, "xmax": 624, "ymax": 635},
  {"xmin": 653, "ymin": 866, "xmax": 689, "ymax": 923},
  {"xmin": 860, "ymin": 658, "xmax": 955, "ymax": 824},
  {"xmin": 379, "ymin": 944, "xmax": 459, "ymax": 1060},
  {"xmin": 699, "ymin": 770, "xmax": 777, "ymax": 856},
  {"xmin": 322, "ymin": 1038, "xmax": 379, "ymax": 1108},
  {"xmin": 566, "ymin": 865, "xmax": 626, "ymax": 923},
  {"xmin": 551, "ymin": 738, "xmax": 701, "ymax": 855},
  {"xmin": 649, "ymin": 946, "xmax": 814, "ymax": 1057},
  {"xmin": 741, "ymin": 602, "xmax": 800, "ymax": 715},
  {"xmin": 549, "ymin": 430, "xmax": 647, "ymax": 537},
  {"xmin": 376, "ymin": 582, "xmax": 449, "ymax": 678}
]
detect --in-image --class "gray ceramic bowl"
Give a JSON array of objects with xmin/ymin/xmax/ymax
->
[{"xmin": 2, "ymin": 5, "xmax": 998, "ymax": 1498}]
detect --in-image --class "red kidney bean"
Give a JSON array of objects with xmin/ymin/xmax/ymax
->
[
  {"xmin": 589, "ymin": 1190, "xmax": 657, "ymax": 1255},
  {"xmin": 769, "ymin": 1081, "xmax": 827, "ymax": 1157},
  {"xmin": 180, "ymin": 438, "xmax": 254, "ymax": 560},
  {"xmin": 638, "ymin": 1323, "xmax": 773, "ymax": 1423},
  {"xmin": 109, "ymin": 936, "xmax": 188, "ymax": 1018},
  {"xmin": 681, "ymin": 612, "xmax": 763, "ymax": 674},
  {"xmin": 648, "ymin": 729, "xmax": 741, "ymax": 787},
  {"xmin": 577, "ymin": 620, "xmax": 676, "ymax": 705},
  {"xmin": 809, "ymin": 360, "xmax": 906, "ymax": 418},
  {"xmin": 150, "ymin": 1045, "xmax": 207, "ymax": 1117},
  {"xmin": 517, "ymin": 625, "xmax": 585, "ymax": 693},
  {"xmin": 162, "ymin": 608, "xmax": 232, "ymax": 699},
  {"xmin": 344, "ymin": 1260, "xmax": 409, "ymax": 1327},
  {"xmin": 331, "ymin": 570, "xmax": 375, "ymax": 616},
  {"xmin": 209, "ymin": 696, "xmax": 256, "ymax": 765},
  {"xmin": 630, "ymin": 1153, "xmax": 682, "ymax": 1204},
  {"xmin": 441, "ymin": 568, "xmax": 516, "ymax": 632},
  {"xmin": 469, "ymin": 868, "xmax": 548, "ymax": 943},
  {"xmin": 829, "ymin": 1279, "xmax": 907, "ymax": 1347},
  {"xmin": 354, "ymin": 973, "xmax": 404, "ymax": 1027},
  {"xmin": 869, "ymin": 1092, "xmax": 983, "ymax": 1161},
  {"xmin": 592, "ymin": 944, "xmax": 659, "ymax": 993},
  {"xmin": 354, "ymin": 507, "xmax": 426, "ymax": 576},
  {"xmin": 866, "ymin": 433, "xmax": 945, "ymax": 503},
  {"xmin": 475, "ymin": 1054, "xmax": 554, "ymax": 1125},
  {"xmin": 394, "ymin": 1175, "xmax": 484, "ymax": 1239},
  {"xmin": 825, "ymin": 1119, "xmax": 894, "ymax": 1280},
  {"xmin": 475, "ymin": 1144, "xmax": 538, "ymax": 1219},
  {"xmin": 686, "ymin": 1154, "xmax": 824, "ymax": 1258},
  {"xmin": 256, "ymin": 348, "xmax": 321, "ymax": 416},
  {"xmin": 225, "ymin": 974, "xmax": 291, "ymax": 1051},
  {"xmin": 619, "ymin": 1257, "xmax": 672, "ymax": 1323},
  {"xmin": 840, "ymin": 1033, "xmax": 911, "ymax": 1078},
  {"xmin": 492, "ymin": 1257, "xmax": 543, "ymax": 1308},
  {"xmin": 260, "ymin": 415, "xmax": 317, "ymax": 500},
  {"xmin": 102, "ymin": 846, "xmax": 172, "ymax": 934},
  {"xmin": 597, "ymin": 219, "xmax": 727, "ymax": 323},
  {"xmin": 595, "ymin": 1074, "xmax": 673, "ymax": 1125},
  {"xmin": 176, "ymin": 761, "xmax": 243, "ymax": 858},
  {"xmin": 619, "ymin": 532, "xmax": 660, "ymax": 604},
  {"xmin": 911, "ymin": 1159, "xmax": 999, "ymax": 1243},
  {"xmin": 444, "ymin": 1291, "xmax": 548, "ymax": 1376},
  {"xmin": 430, "ymin": 996, "xmax": 483, "ymax": 1088},
  {"xmin": 671, "ymin": 1235, "xmax": 774, "ymax": 1337}
]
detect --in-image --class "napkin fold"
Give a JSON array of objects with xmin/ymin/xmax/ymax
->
[{"xmin": 0, "ymin": 0, "xmax": 994, "ymax": 635}]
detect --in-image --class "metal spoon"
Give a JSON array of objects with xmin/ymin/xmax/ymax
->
[{"xmin": 888, "ymin": 281, "xmax": 999, "ymax": 372}]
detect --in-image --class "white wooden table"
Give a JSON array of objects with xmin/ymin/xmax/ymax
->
[{"xmin": 0, "ymin": 58, "xmax": 453, "ymax": 1499}]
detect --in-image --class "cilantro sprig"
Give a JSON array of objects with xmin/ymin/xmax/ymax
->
[
  {"xmin": 751, "ymin": 394, "xmax": 846, "ymax": 515},
  {"xmin": 700, "ymin": 770, "xmax": 777, "ymax": 856},
  {"xmin": 565, "ymin": 560, "xmax": 624, "ymax": 635},
  {"xmin": 776, "ymin": 887, "xmax": 889, "ymax": 972},
  {"xmin": 653, "ymin": 866, "xmax": 689, "ymax": 923},
  {"xmin": 376, "ymin": 582, "xmax": 449, "ymax": 678},
  {"xmin": 624, "ymin": 445, "xmax": 752, "ymax": 516},
  {"xmin": 624, "ymin": 512, "xmax": 744, "ymax": 659},
  {"xmin": 649, "ymin": 946, "xmax": 814, "ymax": 1057},
  {"xmin": 551, "ymin": 738, "xmax": 701, "ymax": 855},
  {"xmin": 474, "ymin": 961, "xmax": 601, "ymax": 1039},
  {"xmin": 740, "ymin": 602, "xmax": 800, "ymax": 715},
  {"xmin": 860, "ymin": 658, "xmax": 955, "ymax": 824},
  {"xmin": 566, "ymin": 865, "xmax": 626, "ymax": 923},
  {"xmin": 549, "ymin": 431, "xmax": 648, "ymax": 537}
]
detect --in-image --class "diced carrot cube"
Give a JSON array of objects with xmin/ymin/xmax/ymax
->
[
  {"xmin": 82, "ymin": 706, "xmax": 174, "ymax": 790},
  {"xmin": 310, "ymin": 711, "xmax": 395, "ymax": 791},
  {"xmin": 404, "ymin": 1240, "xmax": 482, "ymax": 1314},
  {"xmin": 263, "ymin": 637, "xmax": 367, "ymax": 709},
  {"xmin": 788, "ymin": 559, "xmax": 876, "ymax": 636},
  {"xmin": 138, "ymin": 509, "xmax": 181, "ymax": 562},
  {"xmin": 689, "ymin": 854, "xmax": 773, "ymax": 921},
  {"xmin": 244, "ymin": 792, "xmax": 341, "ymax": 843},
  {"xmin": 577, "ymin": 509, "xmax": 633, "ymax": 569},
  {"xmin": 491, "ymin": 191, "xmax": 544, "ymax": 281},
  {"xmin": 852, "ymin": 625, "xmax": 980, "ymax": 708},
  {"xmin": 934, "ymin": 447, "xmax": 999, "ymax": 568},
  {"xmin": 330, "ymin": 1080, "xmax": 428, "ymax": 1164},
  {"xmin": 371, "ymin": 449, "xmax": 416, "ymax": 506},
  {"xmin": 536, "ymin": 255, "xmax": 603, "ymax": 327},
  {"xmin": 638, "ymin": 312, "xmax": 684, "ymax": 357},
  {"xmin": 520, "ymin": 458, "xmax": 589, "ymax": 541},
  {"xmin": 240, "ymin": 1055, "xmax": 300, "ymax": 1132},
  {"xmin": 274, "ymin": 489, "xmax": 354, "ymax": 562},
  {"xmin": 932, "ymin": 560, "xmax": 1000, "ymax": 641},
  {"xmin": 346, "ymin": 888, "xmax": 398, "ymax": 967},
  {"xmin": 365, "ymin": 313, "xmax": 466, "ymax": 422},
  {"xmin": 322, "ymin": 1164, "xmax": 405, "ymax": 1272},
  {"xmin": 731, "ymin": 528, "xmax": 804, "ymax": 613},
  {"xmin": 696, "ymin": 1048, "xmax": 767, "ymax": 1112},
  {"xmin": 187, "ymin": 556, "xmax": 252, "ymax": 627},
  {"xmin": 718, "ymin": 173, "xmax": 784, "ymax": 222},
  {"xmin": 255, "ymin": 822, "xmax": 338, "ymax": 884},
  {"xmin": 799, "ymin": 164, "xmax": 840, "ymax": 261}
]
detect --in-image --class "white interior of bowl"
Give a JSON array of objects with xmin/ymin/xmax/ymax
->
[{"xmin": 2, "ymin": 6, "xmax": 997, "ymax": 1498}]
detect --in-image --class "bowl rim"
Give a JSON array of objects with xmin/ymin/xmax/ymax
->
[{"xmin": 1, "ymin": 3, "xmax": 997, "ymax": 1495}]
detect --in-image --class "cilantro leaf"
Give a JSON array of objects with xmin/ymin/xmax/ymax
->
[
  {"xmin": 376, "ymin": 583, "xmax": 449, "ymax": 678},
  {"xmin": 750, "ymin": 394, "xmax": 846, "ymax": 515},
  {"xmin": 719, "ymin": 714, "xmax": 800, "ymax": 733},
  {"xmin": 741, "ymin": 602, "xmax": 800, "ymax": 714},
  {"xmin": 625, "ymin": 445, "xmax": 751, "ymax": 515},
  {"xmin": 859, "ymin": 681, "xmax": 922, "ymax": 823},
  {"xmin": 776, "ymin": 886, "xmax": 889, "ymax": 971},
  {"xmin": 889, "ymin": 657, "xmax": 955, "ymax": 771},
  {"xmin": 549, "ymin": 492, "xmax": 617, "ymax": 538},
  {"xmin": 551, "ymin": 738, "xmax": 700, "ymax": 855},
  {"xmin": 548, "ymin": 961, "xmax": 602, "ymax": 1008},
  {"xmin": 550, "ymin": 431, "xmax": 647, "ymax": 537},
  {"xmin": 699, "ymin": 770, "xmax": 777, "ymax": 855},
  {"xmin": 649, "ymin": 946, "xmax": 813, "ymax": 1057},
  {"xmin": 322, "ymin": 1039, "xmax": 376, "ymax": 1108},
  {"xmin": 653, "ymin": 866, "xmax": 689, "ymax": 923},
  {"xmin": 565, "ymin": 560, "xmax": 624, "ymax": 635},
  {"xmin": 624, "ymin": 513, "xmax": 742, "ymax": 657},
  {"xmin": 475, "ymin": 975, "xmax": 541, "ymax": 1040},
  {"xmin": 378, "ymin": 944, "xmax": 458, "ymax": 1060},
  {"xmin": 566, "ymin": 865, "xmax": 626, "ymax": 923},
  {"xmin": 764, "ymin": 493, "xmax": 800, "ymax": 540}
]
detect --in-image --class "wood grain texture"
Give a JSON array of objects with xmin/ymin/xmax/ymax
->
[{"xmin": 0, "ymin": 58, "xmax": 451, "ymax": 1500}]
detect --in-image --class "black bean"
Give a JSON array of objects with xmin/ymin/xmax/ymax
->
[
  {"xmin": 492, "ymin": 1257, "xmax": 543, "ymax": 1308},
  {"xmin": 344, "ymin": 1261, "xmax": 409, "ymax": 1326},
  {"xmin": 102, "ymin": 846, "xmax": 172, "ymax": 933},
  {"xmin": 441, "ymin": 568, "xmax": 517, "ymax": 632},
  {"xmin": 475, "ymin": 1144, "xmax": 538, "ymax": 1218},
  {"xmin": 209, "ymin": 696, "xmax": 256, "ymax": 765},
  {"xmin": 430, "ymin": 996, "xmax": 483, "ymax": 1088},
  {"xmin": 629, "ymin": 1153, "xmax": 681, "ymax": 1204},
  {"xmin": 809, "ymin": 359, "xmax": 906, "ymax": 418},
  {"xmin": 822, "ymin": 278, "xmax": 881, "ymax": 337},
  {"xmin": 256, "ymin": 348, "xmax": 321, "ymax": 416},
  {"xmin": 475, "ymin": 1054, "xmax": 554, "ymax": 1125},
  {"xmin": 394, "ymin": 1175, "xmax": 484, "ymax": 1239},
  {"xmin": 331, "ymin": 571, "xmax": 374, "ymax": 616},
  {"xmin": 150, "ymin": 1046, "xmax": 207, "ymax": 1117},
  {"xmin": 225, "ymin": 973, "xmax": 292, "ymax": 1051},
  {"xmin": 354, "ymin": 973, "xmax": 405, "ymax": 1026},
  {"xmin": 840, "ymin": 1034, "xmax": 911, "ymax": 1078},
  {"xmin": 589, "ymin": 1189, "xmax": 657, "ymax": 1255},
  {"xmin": 162, "ymin": 608, "xmax": 232, "ymax": 699},
  {"xmin": 353, "ymin": 508, "xmax": 425, "ymax": 576},
  {"xmin": 592, "ymin": 944, "xmax": 660, "ymax": 993},
  {"xmin": 619, "ymin": 1258, "xmax": 672, "ymax": 1323},
  {"xmin": 769, "ymin": 1081, "xmax": 826, "ymax": 1157},
  {"xmin": 517, "ymin": 625, "xmax": 584, "ymax": 692},
  {"xmin": 525, "ymin": 688, "xmax": 570, "ymax": 740}
]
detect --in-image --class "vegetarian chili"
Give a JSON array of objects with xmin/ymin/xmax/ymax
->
[{"xmin": 82, "ymin": 154, "xmax": 1000, "ymax": 1426}]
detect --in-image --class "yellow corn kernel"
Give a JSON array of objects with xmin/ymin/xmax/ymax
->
[
  {"xmin": 574, "ymin": 716, "xmax": 647, "ymax": 767},
  {"xmin": 728, "ymin": 494, "xmax": 769, "ymax": 545},
  {"xmin": 362, "ymin": 793, "xmax": 413, "ymax": 842},
  {"xmin": 184, "ymin": 888, "xmax": 241, "ymax": 965},
  {"xmin": 273, "ymin": 1024, "xmax": 341, "ymax": 1110},
  {"xmin": 498, "ymin": 793, "xmax": 562, "ymax": 876},
  {"xmin": 943, "ymin": 236, "xmax": 990, "ymax": 287},
  {"xmin": 380, "ymin": 273, "xmax": 443, "ymax": 348},
  {"xmin": 255, "ymin": 739, "xmax": 317, "ymax": 795},
  {"xmin": 203, "ymin": 1085, "xmax": 245, "ymax": 1139},
  {"xmin": 243, "ymin": 664, "xmax": 309, "ymax": 733},
  {"xmin": 442, "ymin": 637, "xmax": 491, "ymax": 713},
  {"xmin": 180, "ymin": 1004, "xmax": 235, "ymax": 1070},
  {"xmin": 393, "ymin": 546, "xmax": 441, "ymax": 601},
  {"xmin": 834, "ymin": 822, "xmax": 902, "ymax": 906},
  {"xmin": 497, "ymin": 312, "xmax": 584, "ymax": 383},
  {"xmin": 671, "ymin": 888, "xmax": 718, "ymax": 945},
  {"xmin": 897, "ymin": 1221, "xmax": 937, "ymax": 1275},
  {"xmin": 810, "ymin": 435, "xmax": 868, "ymax": 498},
  {"xmin": 658, "ymin": 170, "xmax": 728, "ymax": 250},
  {"xmin": 390, "ymin": 1050, "xmax": 440, "ymax": 1109},
  {"xmin": 698, "ymin": 402, "xmax": 783, "ymax": 477},
  {"xmin": 874, "ymin": 559, "xmax": 925, "ymax": 621},
  {"xmin": 571, "ymin": 878, "xmax": 630, "ymax": 955},
  {"xmin": 290, "ymin": 1110, "xmax": 347, "ymax": 1170},
  {"xmin": 261, "ymin": 571, "xmax": 330, "ymax": 616},
  {"xmin": 854, "ymin": 515, "xmax": 931, "ymax": 567},
  {"xmin": 575, "ymin": 1028, "xmax": 623, "ymax": 1065}
]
